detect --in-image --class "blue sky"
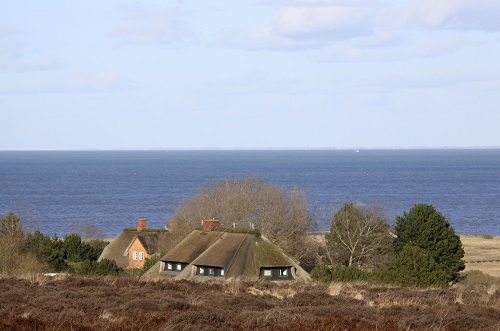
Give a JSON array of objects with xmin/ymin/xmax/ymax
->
[{"xmin": 1, "ymin": 0, "xmax": 499, "ymax": 150}]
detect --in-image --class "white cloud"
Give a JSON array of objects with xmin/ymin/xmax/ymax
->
[
  {"xmin": 352, "ymin": 31, "xmax": 404, "ymax": 48},
  {"xmin": 110, "ymin": 6, "xmax": 193, "ymax": 46},
  {"xmin": 272, "ymin": 5, "xmax": 373, "ymax": 40},
  {"xmin": 0, "ymin": 72, "xmax": 132, "ymax": 94},
  {"xmin": 204, "ymin": 68, "xmax": 304, "ymax": 95},
  {"xmin": 320, "ymin": 36, "xmax": 464, "ymax": 62},
  {"xmin": 399, "ymin": 0, "xmax": 500, "ymax": 31},
  {"xmin": 360, "ymin": 69, "xmax": 500, "ymax": 92},
  {"xmin": 213, "ymin": 3, "xmax": 378, "ymax": 51},
  {"xmin": 0, "ymin": 27, "xmax": 65, "ymax": 72}
]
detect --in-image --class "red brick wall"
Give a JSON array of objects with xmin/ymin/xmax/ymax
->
[
  {"xmin": 203, "ymin": 220, "xmax": 220, "ymax": 232},
  {"xmin": 128, "ymin": 238, "xmax": 151, "ymax": 269}
]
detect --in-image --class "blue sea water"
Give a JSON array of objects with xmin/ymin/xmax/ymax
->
[{"xmin": 0, "ymin": 149, "xmax": 499, "ymax": 237}]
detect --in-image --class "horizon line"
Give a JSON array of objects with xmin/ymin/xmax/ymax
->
[{"xmin": 1, "ymin": 146, "xmax": 499, "ymax": 152}]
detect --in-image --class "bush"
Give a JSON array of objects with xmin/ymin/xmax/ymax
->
[
  {"xmin": 459, "ymin": 270, "xmax": 500, "ymax": 290},
  {"xmin": 25, "ymin": 231, "xmax": 69, "ymax": 272},
  {"xmin": 63, "ymin": 234, "xmax": 106, "ymax": 262},
  {"xmin": 73, "ymin": 259, "xmax": 123, "ymax": 276},
  {"xmin": 330, "ymin": 265, "xmax": 371, "ymax": 283},
  {"xmin": 142, "ymin": 255, "xmax": 160, "ymax": 273},
  {"xmin": 390, "ymin": 245, "xmax": 448, "ymax": 288},
  {"xmin": 310, "ymin": 263, "xmax": 334, "ymax": 282}
]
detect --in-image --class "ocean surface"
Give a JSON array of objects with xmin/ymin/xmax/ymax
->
[{"xmin": 0, "ymin": 150, "xmax": 499, "ymax": 237}]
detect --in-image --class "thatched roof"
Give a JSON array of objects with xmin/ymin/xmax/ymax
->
[
  {"xmin": 98, "ymin": 229, "xmax": 167, "ymax": 269},
  {"xmin": 159, "ymin": 230, "xmax": 222, "ymax": 264},
  {"xmin": 155, "ymin": 230, "xmax": 309, "ymax": 281}
]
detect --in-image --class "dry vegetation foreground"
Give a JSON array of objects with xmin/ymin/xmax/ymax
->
[{"xmin": 2, "ymin": 276, "xmax": 500, "ymax": 331}]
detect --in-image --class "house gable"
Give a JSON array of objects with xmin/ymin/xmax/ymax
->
[{"xmin": 127, "ymin": 237, "xmax": 151, "ymax": 269}]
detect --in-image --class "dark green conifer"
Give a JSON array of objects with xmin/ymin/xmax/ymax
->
[{"xmin": 394, "ymin": 204, "xmax": 465, "ymax": 284}]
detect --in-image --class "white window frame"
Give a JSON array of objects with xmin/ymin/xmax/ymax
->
[
  {"xmin": 263, "ymin": 269, "xmax": 272, "ymax": 277},
  {"xmin": 139, "ymin": 252, "xmax": 145, "ymax": 260},
  {"xmin": 176, "ymin": 264, "xmax": 182, "ymax": 271},
  {"xmin": 167, "ymin": 263, "xmax": 173, "ymax": 270},
  {"xmin": 132, "ymin": 251, "xmax": 138, "ymax": 261}
]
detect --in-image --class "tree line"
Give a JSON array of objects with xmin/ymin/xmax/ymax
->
[
  {"xmin": 1, "ymin": 176, "xmax": 466, "ymax": 287},
  {"xmin": 314, "ymin": 202, "xmax": 465, "ymax": 287},
  {"xmin": 0, "ymin": 212, "xmax": 121, "ymax": 276},
  {"xmin": 171, "ymin": 176, "xmax": 465, "ymax": 288}
]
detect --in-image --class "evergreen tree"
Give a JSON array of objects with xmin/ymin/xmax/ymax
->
[
  {"xmin": 393, "ymin": 204, "xmax": 465, "ymax": 284},
  {"xmin": 391, "ymin": 245, "xmax": 448, "ymax": 288}
]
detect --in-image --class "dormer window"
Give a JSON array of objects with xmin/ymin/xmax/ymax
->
[
  {"xmin": 260, "ymin": 267, "xmax": 293, "ymax": 280},
  {"xmin": 195, "ymin": 265, "xmax": 224, "ymax": 277},
  {"xmin": 163, "ymin": 262, "xmax": 186, "ymax": 273}
]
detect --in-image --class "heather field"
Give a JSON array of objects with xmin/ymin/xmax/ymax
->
[{"xmin": 2, "ymin": 275, "xmax": 500, "ymax": 331}]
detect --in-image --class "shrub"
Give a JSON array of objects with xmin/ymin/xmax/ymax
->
[
  {"xmin": 390, "ymin": 245, "xmax": 448, "ymax": 288},
  {"xmin": 310, "ymin": 263, "xmax": 334, "ymax": 282},
  {"xmin": 459, "ymin": 270, "xmax": 500, "ymax": 290},
  {"xmin": 142, "ymin": 255, "xmax": 160, "ymax": 273},
  {"xmin": 72, "ymin": 258, "xmax": 123, "ymax": 276},
  {"xmin": 63, "ymin": 234, "xmax": 104, "ymax": 262}
]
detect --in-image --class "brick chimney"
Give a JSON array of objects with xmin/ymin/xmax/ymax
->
[
  {"xmin": 203, "ymin": 220, "xmax": 220, "ymax": 232},
  {"xmin": 168, "ymin": 220, "xmax": 178, "ymax": 233},
  {"xmin": 137, "ymin": 219, "xmax": 147, "ymax": 231}
]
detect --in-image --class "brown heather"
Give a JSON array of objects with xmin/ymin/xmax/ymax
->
[{"xmin": 1, "ymin": 274, "xmax": 500, "ymax": 331}]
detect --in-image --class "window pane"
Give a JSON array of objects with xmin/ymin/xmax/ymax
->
[
  {"xmin": 176, "ymin": 264, "xmax": 182, "ymax": 271},
  {"xmin": 220, "ymin": 269, "xmax": 224, "ymax": 276},
  {"xmin": 199, "ymin": 267, "xmax": 204, "ymax": 275},
  {"xmin": 263, "ymin": 269, "xmax": 272, "ymax": 277},
  {"xmin": 167, "ymin": 263, "xmax": 172, "ymax": 270}
]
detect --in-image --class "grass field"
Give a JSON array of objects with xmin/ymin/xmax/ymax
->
[
  {"xmin": 2, "ymin": 275, "xmax": 500, "ymax": 331},
  {"xmin": 461, "ymin": 235, "xmax": 500, "ymax": 277},
  {"xmin": 1, "ymin": 234, "xmax": 497, "ymax": 330}
]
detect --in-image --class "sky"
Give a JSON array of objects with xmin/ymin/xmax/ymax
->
[{"xmin": 1, "ymin": 0, "xmax": 499, "ymax": 150}]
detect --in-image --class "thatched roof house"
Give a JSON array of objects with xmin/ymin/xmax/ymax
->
[
  {"xmin": 98, "ymin": 220, "xmax": 167, "ymax": 269},
  {"xmin": 150, "ymin": 226, "xmax": 309, "ymax": 281}
]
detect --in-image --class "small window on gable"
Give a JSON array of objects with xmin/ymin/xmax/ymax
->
[
  {"xmin": 167, "ymin": 263, "xmax": 173, "ymax": 270},
  {"xmin": 133, "ymin": 252, "xmax": 138, "ymax": 261},
  {"xmin": 176, "ymin": 264, "xmax": 182, "ymax": 271},
  {"xmin": 263, "ymin": 269, "xmax": 272, "ymax": 277},
  {"xmin": 139, "ymin": 252, "xmax": 145, "ymax": 260}
]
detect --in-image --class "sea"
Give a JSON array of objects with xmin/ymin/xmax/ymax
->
[{"xmin": 0, "ymin": 149, "xmax": 498, "ymax": 238}]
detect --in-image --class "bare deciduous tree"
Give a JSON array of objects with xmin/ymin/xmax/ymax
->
[
  {"xmin": 0, "ymin": 212, "xmax": 44, "ymax": 276},
  {"xmin": 172, "ymin": 177, "xmax": 313, "ymax": 263},
  {"xmin": 325, "ymin": 203, "xmax": 393, "ymax": 268}
]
